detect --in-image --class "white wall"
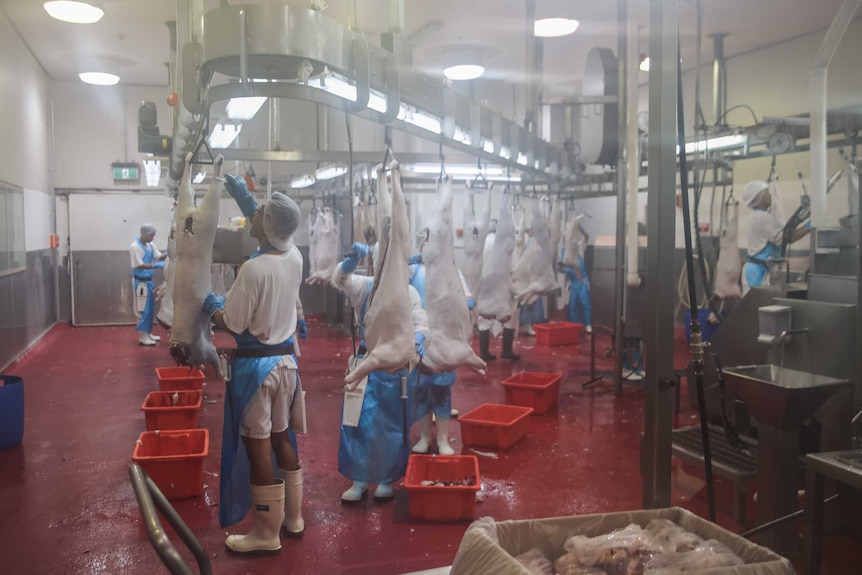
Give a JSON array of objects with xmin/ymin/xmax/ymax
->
[{"xmin": 24, "ymin": 189, "xmax": 53, "ymax": 251}]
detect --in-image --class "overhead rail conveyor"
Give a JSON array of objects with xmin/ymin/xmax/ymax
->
[{"xmin": 168, "ymin": 2, "xmax": 569, "ymax": 188}]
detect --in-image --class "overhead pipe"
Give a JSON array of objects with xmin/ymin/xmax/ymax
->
[
  {"xmin": 712, "ymin": 34, "xmax": 728, "ymax": 126},
  {"xmin": 810, "ymin": 0, "xmax": 861, "ymax": 228},
  {"xmin": 626, "ymin": 0, "xmax": 641, "ymax": 288},
  {"xmin": 524, "ymin": 0, "xmax": 538, "ymax": 132}
]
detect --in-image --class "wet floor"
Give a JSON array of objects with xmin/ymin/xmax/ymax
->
[{"xmin": 1, "ymin": 317, "xmax": 858, "ymax": 574}]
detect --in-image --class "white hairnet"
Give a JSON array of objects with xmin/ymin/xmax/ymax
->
[
  {"xmin": 140, "ymin": 224, "xmax": 156, "ymax": 236},
  {"xmin": 743, "ymin": 180, "xmax": 769, "ymax": 208},
  {"xmin": 264, "ymin": 192, "xmax": 300, "ymax": 251}
]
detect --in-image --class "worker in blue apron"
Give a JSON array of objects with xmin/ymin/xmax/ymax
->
[
  {"xmin": 204, "ymin": 180, "xmax": 305, "ymax": 556},
  {"xmin": 560, "ymin": 241, "xmax": 592, "ymax": 334},
  {"xmin": 129, "ymin": 224, "xmax": 166, "ymax": 346},
  {"xmin": 407, "ymin": 253, "xmax": 472, "ymax": 456},
  {"xmin": 332, "ymin": 242, "xmax": 429, "ymax": 503},
  {"xmin": 741, "ymin": 180, "xmax": 810, "ymax": 294}
]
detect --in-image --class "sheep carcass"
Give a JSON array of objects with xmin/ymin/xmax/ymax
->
[
  {"xmin": 344, "ymin": 162, "xmax": 419, "ymax": 385},
  {"xmin": 461, "ymin": 189, "xmax": 490, "ymax": 300},
  {"xmin": 477, "ymin": 192, "xmax": 516, "ymax": 323},
  {"xmin": 421, "ymin": 176, "xmax": 486, "ymax": 376},
  {"xmin": 306, "ymin": 207, "xmax": 339, "ymax": 283},
  {"xmin": 511, "ymin": 197, "xmax": 557, "ymax": 305},
  {"xmin": 713, "ymin": 200, "xmax": 742, "ymax": 300},
  {"xmin": 168, "ymin": 153, "xmax": 223, "ymax": 377}
]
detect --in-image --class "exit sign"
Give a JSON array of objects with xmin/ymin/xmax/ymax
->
[{"xmin": 112, "ymin": 164, "xmax": 140, "ymax": 181}]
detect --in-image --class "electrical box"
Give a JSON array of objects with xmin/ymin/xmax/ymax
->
[{"xmin": 138, "ymin": 101, "xmax": 172, "ymax": 155}]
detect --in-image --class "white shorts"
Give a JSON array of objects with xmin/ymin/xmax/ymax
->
[{"xmin": 240, "ymin": 356, "xmax": 298, "ymax": 439}]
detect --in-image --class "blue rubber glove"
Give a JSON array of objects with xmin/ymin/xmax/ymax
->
[
  {"xmin": 152, "ymin": 261, "xmax": 166, "ymax": 269},
  {"xmin": 224, "ymin": 174, "xmax": 258, "ymax": 218},
  {"xmin": 408, "ymin": 253, "xmax": 423, "ymax": 266},
  {"xmin": 414, "ymin": 332, "xmax": 426, "ymax": 358},
  {"xmin": 805, "ymin": 221, "xmax": 812, "ymax": 230},
  {"xmin": 353, "ymin": 242, "xmax": 372, "ymax": 258},
  {"xmin": 297, "ymin": 319, "xmax": 308, "ymax": 341},
  {"xmin": 203, "ymin": 292, "xmax": 225, "ymax": 316},
  {"xmin": 466, "ymin": 297, "xmax": 476, "ymax": 311}
]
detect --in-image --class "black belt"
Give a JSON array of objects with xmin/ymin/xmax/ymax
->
[
  {"xmin": 133, "ymin": 275, "xmax": 152, "ymax": 281},
  {"xmin": 357, "ymin": 345, "xmax": 367, "ymax": 356},
  {"xmin": 229, "ymin": 345, "xmax": 294, "ymax": 359},
  {"xmin": 746, "ymin": 256, "xmax": 768, "ymax": 268}
]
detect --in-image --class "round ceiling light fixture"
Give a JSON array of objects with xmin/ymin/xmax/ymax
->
[
  {"xmin": 78, "ymin": 58, "xmax": 119, "ymax": 85},
  {"xmin": 534, "ymin": 17, "xmax": 580, "ymax": 38},
  {"xmin": 444, "ymin": 64, "xmax": 485, "ymax": 81},
  {"xmin": 43, "ymin": 1, "xmax": 104, "ymax": 24},
  {"xmin": 79, "ymin": 71, "xmax": 120, "ymax": 85},
  {"xmin": 639, "ymin": 56, "xmax": 650, "ymax": 72}
]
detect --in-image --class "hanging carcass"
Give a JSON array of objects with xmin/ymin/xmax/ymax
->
[
  {"xmin": 477, "ymin": 191, "xmax": 516, "ymax": 323},
  {"xmin": 168, "ymin": 153, "xmax": 223, "ymax": 376},
  {"xmin": 511, "ymin": 197, "xmax": 558, "ymax": 305},
  {"xmin": 306, "ymin": 207, "xmax": 340, "ymax": 283},
  {"xmin": 460, "ymin": 188, "xmax": 491, "ymax": 301},
  {"xmin": 344, "ymin": 162, "xmax": 419, "ymax": 386},
  {"xmin": 713, "ymin": 199, "xmax": 743, "ymax": 300},
  {"xmin": 420, "ymin": 176, "xmax": 487, "ymax": 375}
]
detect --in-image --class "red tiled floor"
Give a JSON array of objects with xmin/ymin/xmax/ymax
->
[{"xmin": 1, "ymin": 317, "xmax": 859, "ymax": 574}]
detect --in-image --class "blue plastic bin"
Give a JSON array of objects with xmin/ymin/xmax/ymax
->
[{"xmin": 0, "ymin": 375, "xmax": 24, "ymax": 450}]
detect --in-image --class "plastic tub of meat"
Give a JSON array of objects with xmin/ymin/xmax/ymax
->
[
  {"xmin": 132, "ymin": 429, "xmax": 209, "ymax": 500},
  {"xmin": 404, "ymin": 455, "xmax": 481, "ymax": 522},
  {"xmin": 534, "ymin": 322, "xmax": 582, "ymax": 346},
  {"xmin": 459, "ymin": 404, "xmax": 533, "ymax": 450},
  {"xmin": 500, "ymin": 371, "xmax": 562, "ymax": 415},
  {"xmin": 155, "ymin": 367, "xmax": 205, "ymax": 392},
  {"xmin": 141, "ymin": 390, "xmax": 202, "ymax": 431}
]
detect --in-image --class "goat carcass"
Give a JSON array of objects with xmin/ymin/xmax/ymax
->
[
  {"xmin": 155, "ymin": 224, "xmax": 177, "ymax": 328},
  {"xmin": 421, "ymin": 177, "xmax": 487, "ymax": 376},
  {"xmin": 345, "ymin": 162, "xmax": 419, "ymax": 386},
  {"xmin": 713, "ymin": 201, "xmax": 742, "ymax": 300},
  {"xmin": 306, "ymin": 207, "xmax": 339, "ymax": 283},
  {"xmin": 461, "ymin": 189, "xmax": 490, "ymax": 300},
  {"xmin": 168, "ymin": 153, "xmax": 223, "ymax": 377},
  {"xmin": 548, "ymin": 198, "xmax": 563, "ymax": 265},
  {"xmin": 511, "ymin": 197, "xmax": 557, "ymax": 305},
  {"xmin": 562, "ymin": 213, "xmax": 586, "ymax": 267},
  {"xmin": 477, "ymin": 192, "xmax": 516, "ymax": 322}
]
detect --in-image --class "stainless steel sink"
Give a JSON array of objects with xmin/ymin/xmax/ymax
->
[{"xmin": 723, "ymin": 364, "xmax": 850, "ymax": 430}]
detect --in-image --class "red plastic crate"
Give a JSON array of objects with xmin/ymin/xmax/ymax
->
[
  {"xmin": 404, "ymin": 455, "xmax": 481, "ymax": 522},
  {"xmin": 500, "ymin": 371, "xmax": 562, "ymax": 415},
  {"xmin": 459, "ymin": 403, "xmax": 533, "ymax": 450},
  {"xmin": 141, "ymin": 390, "xmax": 202, "ymax": 431},
  {"xmin": 534, "ymin": 322, "xmax": 582, "ymax": 346},
  {"xmin": 131, "ymin": 429, "xmax": 209, "ymax": 499},
  {"xmin": 155, "ymin": 367, "xmax": 205, "ymax": 392}
]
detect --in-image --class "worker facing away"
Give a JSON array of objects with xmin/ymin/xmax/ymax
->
[
  {"xmin": 204, "ymin": 181, "xmax": 306, "ymax": 556},
  {"xmin": 129, "ymin": 223, "xmax": 167, "ymax": 346},
  {"xmin": 331, "ymin": 242, "xmax": 429, "ymax": 503},
  {"xmin": 741, "ymin": 180, "xmax": 810, "ymax": 294},
  {"xmin": 559, "ymin": 227, "xmax": 592, "ymax": 334}
]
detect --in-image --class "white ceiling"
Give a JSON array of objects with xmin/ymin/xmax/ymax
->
[{"xmin": 0, "ymin": 0, "xmax": 856, "ymax": 99}]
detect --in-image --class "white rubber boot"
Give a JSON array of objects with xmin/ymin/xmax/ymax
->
[
  {"xmin": 411, "ymin": 413, "xmax": 433, "ymax": 454},
  {"xmin": 138, "ymin": 332, "xmax": 156, "ymax": 346},
  {"xmin": 147, "ymin": 333, "xmax": 161, "ymax": 342},
  {"xmin": 341, "ymin": 481, "xmax": 368, "ymax": 502},
  {"xmin": 278, "ymin": 467, "xmax": 304, "ymax": 538},
  {"xmin": 225, "ymin": 481, "xmax": 284, "ymax": 555},
  {"xmin": 373, "ymin": 483, "xmax": 395, "ymax": 499},
  {"xmin": 436, "ymin": 417, "xmax": 455, "ymax": 456}
]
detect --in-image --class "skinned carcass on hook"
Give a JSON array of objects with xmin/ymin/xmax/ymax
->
[
  {"xmin": 713, "ymin": 199, "xmax": 742, "ymax": 300},
  {"xmin": 477, "ymin": 191, "xmax": 516, "ymax": 323},
  {"xmin": 511, "ymin": 197, "xmax": 557, "ymax": 305},
  {"xmin": 305, "ymin": 207, "xmax": 339, "ymax": 283},
  {"xmin": 461, "ymin": 186, "xmax": 491, "ymax": 301},
  {"xmin": 168, "ymin": 152, "xmax": 223, "ymax": 377},
  {"xmin": 155, "ymin": 223, "xmax": 177, "ymax": 328},
  {"xmin": 562, "ymin": 212, "xmax": 586, "ymax": 267},
  {"xmin": 344, "ymin": 162, "xmax": 419, "ymax": 386},
  {"xmin": 421, "ymin": 176, "xmax": 487, "ymax": 376}
]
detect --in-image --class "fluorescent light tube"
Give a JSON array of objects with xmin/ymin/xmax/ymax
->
[
  {"xmin": 407, "ymin": 164, "xmax": 505, "ymax": 176},
  {"xmin": 192, "ymin": 172, "xmax": 206, "ymax": 184},
  {"xmin": 314, "ymin": 165, "xmax": 348, "ymax": 180},
  {"xmin": 499, "ymin": 146, "xmax": 511, "ymax": 160},
  {"xmin": 308, "ymin": 76, "xmax": 388, "ymax": 113},
  {"xmin": 226, "ymin": 97, "xmax": 267, "ymax": 121},
  {"xmin": 516, "ymin": 152, "xmax": 528, "ymax": 166},
  {"xmin": 482, "ymin": 140, "xmax": 495, "ymax": 154},
  {"xmin": 290, "ymin": 175, "xmax": 315, "ymax": 189}
]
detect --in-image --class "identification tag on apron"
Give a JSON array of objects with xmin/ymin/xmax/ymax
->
[
  {"xmin": 342, "ymin": 356, "xmax": 368, "ymax": 427},
  {"xmin": 135, "ymin": 282, "xmax": 148, "ymax": 313},
  {"xmin": 290, "ymin": 379, "xmax": 308, "ymax": 435}
]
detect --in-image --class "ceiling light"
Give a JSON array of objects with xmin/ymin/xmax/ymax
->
[
  {"xmin": 516, "ymin": 153, "xmax": 528, "ymax": 166},
  {"xmin": 308, "ymin": 75, "xmax": 388, "ymax": 113},
  {"xmin": 681, "ymin": 134, "xmax": 747, "ymax": 155},
  {"xmin": 192, "ymin": 172, "xmax": 206, "ymax": 184},
  {"xmin": 408, "ymin": 164, "xmax": 505, "ymax": 176},
  {"xmin": 226, "ymin": 97, "xmax": 267, "ymax": 121},
  {"xmin": 534, "ymin": 18, "xmax": 580, "ymax": 38},
  {"xmin": 314, "ymin": 165, "xmax": 348, "ymax": 180},
  {"xmin": 453, "ymin": 127, "xmax": 472, "ymax": 145},
  {"xmin": 208, "ymin": 123, "xmax": 242, "ymax": 149},
  {"xmin": 290, "ymin": 175, "xmax": 315, "ymax": 189},
  {"xmin": 399, "ymin": 105, "xmax": 442, "ymax": 134},
  {"xmin": 482, "ymin": 140, "xmax": 495, "ymax": 154},
  {"xmin": 44, "ymin": 1, "xmax": 104, "ymax": 24},
  {"xmin": 443, "ymin": 64, "xmax": 485, "ymax": 81},
  {"xmin": 143, "ymin": 159, "xmax": 161, "ymax": 187},
  {"xmin": 78, "ymin": 71, "xmax": 119, "ymax": 85},
  {"xmin": 639, "ymin": 57, "xmax": 650, "ymax": 72},
  {"xmin": 499, "ymin": 146, "xmax": 511, "ymax": 160}
]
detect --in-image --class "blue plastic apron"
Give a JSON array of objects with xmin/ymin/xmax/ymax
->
[
  {"xmin": 744, "ymin": 242, "xmax": 780, "ymax": 290},
  {"xmin": 566, "ymin": 255, "xmax": 591, "ymax": 326},
  {"xmin": 218, "ymin": 245, "xmax": 300, "ymax": 527},
  {"xmin": 130, "ymin": 238, "xmax": 155, "ymax": 333},
  {"xmin": 338, "ymin": 282, "xmax": 418, "ymax": 484}
]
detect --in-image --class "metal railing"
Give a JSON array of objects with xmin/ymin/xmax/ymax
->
[{"xmin": 128, "ymin": 464, "xmax": 212, "ymax": 575}]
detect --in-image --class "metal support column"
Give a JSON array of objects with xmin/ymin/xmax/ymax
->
[
  {"xmin": 643, "ymin": 0, "xmax": 678, "ymax": 509},
  {"xmin": 712, "ymin": 34, "xmax": 728, "ymax": 126},
  {"xmin": 524, "ymin": 0, "xmax": 538, "ymax": 132},
  {"xmin": 613, "ymin": 0, "xmax": 628, "ymax": 394}
]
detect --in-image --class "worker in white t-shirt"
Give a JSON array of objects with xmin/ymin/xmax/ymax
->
[{"xmin": 203, "ymin": 183, "xmax": 304, "ymax": 556}]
